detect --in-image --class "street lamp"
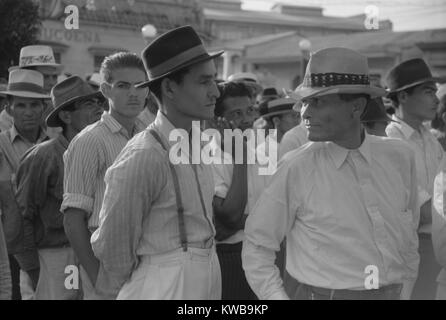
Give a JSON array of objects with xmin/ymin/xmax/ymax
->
[
  {"xmin": 141, "ymin": 24, "xmax": 157, "ymax": 44},
  {"xmin": 298, "ymin": 39, "xmax": 311, "ymax": 84}
]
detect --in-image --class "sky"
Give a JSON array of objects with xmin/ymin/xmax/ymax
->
[{"xmin": 241, "ymin": 0, "xmax": 446, "ymax": 31}]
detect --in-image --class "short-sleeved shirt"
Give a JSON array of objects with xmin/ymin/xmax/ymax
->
[{"xmin": 61, "ymin": 112, "xmax": 146, "ymax": 228}]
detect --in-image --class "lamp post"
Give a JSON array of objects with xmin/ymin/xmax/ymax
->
[
  {"xmin": 141, "ymin": 24, "xmax": 157, "ymax": 44},
  {"xmin": 298, "ymin": 39, "xmax": 311, "ymax": 84}
]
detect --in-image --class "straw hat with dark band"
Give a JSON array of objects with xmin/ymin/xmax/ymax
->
[
  {"xmin": 136, "ymin": 26, "xmax": 224, "ymax": 89},
  {"xmin": 262, "ymin": 97, "xmax": 298, "ymax": 118}
]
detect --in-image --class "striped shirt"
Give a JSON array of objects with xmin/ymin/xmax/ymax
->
[
  {"xmin": 91, "ymin": 111, "xmax": 215, "ymax": 298},
  {"xmin": 243, "ymin": 134, "xmax": 419, "ymax": 299},
  {"xmin": 61, "ymin": 112, "xmax": 145, "ymax": 228},
  {"xmin": 386, "ymin": 115, "xmax": 444, "ymax": 233}
]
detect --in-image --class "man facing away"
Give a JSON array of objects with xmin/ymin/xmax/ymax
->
[
  {"xmin": 14, "ymin": 76, "xmax": 104, "ymax": 299},
  {"xmin": 385, "ymin": 58, "xmax": 444, "ymax": 299},
  {"xmin": 61, "ymin": 53, "xmax": 147, "ymax": 299},
  {"xmin": 242, "ymin": 47, "xmax": 420, "ymax": 300},
  {"xmin": 91, "ymin": 25, "xmax": 223, "ymax": 299}
]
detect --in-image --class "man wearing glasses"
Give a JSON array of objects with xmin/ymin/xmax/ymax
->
[
  {"xmin": 61, "ymin": 52, "xmax": 147, "ymax": 299},
  {"xmin": 14, "ymin": 76, "xmax": 104, "ymax": 299}
]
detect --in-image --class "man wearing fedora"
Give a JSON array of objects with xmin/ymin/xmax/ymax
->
[
  {"xmin": 91, "ymin": 25, "xmax": 222, "ymax": 299},
  {"xmin": 13, "ymin": 76, "xmax": 104, "ymax": 300},
  {"xmin": 61, "ymin": 52, "xmax": 147, "ymax": 300},
  {"xmin": 242, "ymin": 47, "xmax": 420, "ymax": 300},
  {"xmin": 386, "ymin": 58, "xmax": 444, "ymax": 299},
  {"xmin": 0, "ymin": 69, "xmax": 50, "ymax": 299}
]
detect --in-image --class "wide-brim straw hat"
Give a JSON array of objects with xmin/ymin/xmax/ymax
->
[{"xmin": 0, "ymin": 69, "xmax": 50, "ymax": 99}]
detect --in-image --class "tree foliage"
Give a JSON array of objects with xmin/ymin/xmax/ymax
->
[{"xmin": 0, "ymin": 0, "xmax": 42, "ymax": 79}]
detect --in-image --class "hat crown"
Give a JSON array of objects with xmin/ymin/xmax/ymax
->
[
  {"xmin": 142, "ymin": 25, "xmax": 207, "ymax": 80},
  {"xmin": 385, "ymin": 58, "xmax": 434, "ymax": 92},
  {"xmin": 19, "ymin": 45, "xmax": 57, "ymax": 67},
  {"xmin": 306, "ymin": 47, "xmax": 369, "ymax": 75},
  {"xmin": 228, "ymin": 72, "xmax": 259, "ymax": 83},
  {"xmin": 51, "ymin": 76, "xmax": 96, "ymax": 108},
  {"xmin": 9, "ymin": 69, "xmax": 44, "ymax": 87}
]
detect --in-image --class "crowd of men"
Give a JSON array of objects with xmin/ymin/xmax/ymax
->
[{"xmin": 0, "ymin": 24, "xmax": 445, "ymax": 300}]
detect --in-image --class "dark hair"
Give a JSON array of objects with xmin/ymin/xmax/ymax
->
[
  {"xmin": 388, "ymin": 85, "xmax": 417, "ymax": 108},
  {"xmin": 214, "ymin": 81, "xmax": 251, "ymax": 117},
  {"xmin": 100, "ymin": 52, "xmax": 145, "ymax": 83},
  {"xmin": 149, "ymin": 67, "xmax": 191, "ymax": 104}
]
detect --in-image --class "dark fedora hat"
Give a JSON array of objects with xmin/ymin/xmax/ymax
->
[
  {"xmin": 46, "ymin": 76, "xmax": 104, "ymax": 127},
  {"xmin": 386, "ymin": 58, "xmax": 445, "ymax": 94},
  {"xmin": 136, "ymin": 25, "xmax": 224, "ymax": 88}
]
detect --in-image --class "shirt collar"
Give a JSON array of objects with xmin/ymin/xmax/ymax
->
[
  {"xmin": 102, "ymin": 112, "xmax": 146, "ymax": 137},
  {"xmin": 391, "ymin": 115, "xmax": 422, "ymax": 139},
  {"xmin": 326, "ymin": 131, "xmax": 372, "ymax": 170},
  {"xmin": 10, "ymin": 124, "xmax": 48, "ymax": 144}
]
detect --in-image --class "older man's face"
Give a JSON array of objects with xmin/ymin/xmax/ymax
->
[
  {"xmin": 301, "ymin": 94, "xmax": 358, "ymax": 142},
  {"xmin": 8, "ymin": 96, "xmax": 44, "ymax": 132}
]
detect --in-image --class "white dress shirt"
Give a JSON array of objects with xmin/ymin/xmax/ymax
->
[
  {"xmin": 242, "ymin": 133, "xmax": 419, "ymax": 299},
  {"xmin": 386, "ymin": 115, "xmax": 444, "ymax": 234}
]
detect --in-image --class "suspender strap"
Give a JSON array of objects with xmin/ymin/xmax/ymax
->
[{"xmin": 149, "ymin": 129, "xmax": 188, "ymax": 252}]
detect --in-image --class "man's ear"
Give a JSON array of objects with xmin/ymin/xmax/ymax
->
[
  {"xmin": 352, "ymin": 97, "xmax": 367, "ymax": 118},
  {"xmin": 100, "ymin": 82, "xmax": 111, "ymax": 100},
  {"xmin": 161, "ymin": 78, "xmax": 176, "ymax": 101},
  {"xmin": 58, "ymin": 110, "xmax": 72, "ymax": 125},
  {"xmin": 397, "ymin": 90, "xmax": 408, "ymax": 105},
  {"xmin": 441, "ymin": 112, "xmax": 446, "ymax": 125}
]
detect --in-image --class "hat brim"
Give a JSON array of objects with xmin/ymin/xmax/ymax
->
[
  {"xmin": 46, "ymin": 91, "xmax": 104, "ymax": 127},
  {"xmin": 290, "ymin": 85, "xmax": 387, "ymax": 100},
  {"xmin": 386, "ymin": 76, "xmax": 446, "ymax": 95},
  {"xmin": 0, "ymin": 90, "xmax": 50, "ymax": 99},
  {"xmin": 8, "ymin": 63, "xmax": 64, "ymax": 73},
  {"xmin": 136, "ymin": 50, "xmax": 224, "ymax": 89}
]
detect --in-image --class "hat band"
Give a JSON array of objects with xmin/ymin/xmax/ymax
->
[
  {"xmin": 20, "ymin": 55, "xmax": 56, "ymax": 67},
  {"xmin": 149, "ymin": 45, "xmax": 208, "ymax": 79},
  {"xmin": 303, "ymin": 72, "xmax": 370, "ymax": 88},
  {"xmin": 266, "ymin": 103, "xmax": 295, "ymax": 115},
  {"xmin": 8, "ymin": 82, "xmax": 45, "ymax": 94}
]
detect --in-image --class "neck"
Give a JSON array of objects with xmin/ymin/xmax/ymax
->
[
  {"xmin": 395, "ymin": 107, "xmax": 422, "ymax": 130},
  {"xmin": 63, "ymin": 126, "xmax": 78, "ymax": 143},
  {"xmin": 333, "ymin": 124, "xmax": 364, "ymax": 149},
  {"xmin": 162, "ymin": 103, "xmax": 196, "ymax": 132},
  {"xmin": 110, "ymin": 109, "xmax": 137, "ymax": 137},
  {"xmin": 16, "ymin": 125, "xmax": 40, "ymax": 143}
]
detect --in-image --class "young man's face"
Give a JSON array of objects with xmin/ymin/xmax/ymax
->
[
  {"xmin": 33, "ymin": 66, "xmax": 60, "ymax": 93},
  {"xmin": 103, "ymin": 68, "xmax": 148, "ymax": 119},
  {"xmin": 8, "ymin": 96, "xmax": 44, "ymax": 132},
  {"xmin": 301, "ymin": 94, "xmax": 358, "ymax": 142},
  {"xmin": 171, "ymin": 60, "xmax": 220, "ymax": 120},
  {"xmin": 222, "ymin": 95, "xmax": 257, "ymax": 130},
  {"xmin": 400, "ymin": 82, "xmax": 439, "ymax": 122},
  {"xmin": 68, "ymin": 97, "xmax": 104, "ymax": 132}
]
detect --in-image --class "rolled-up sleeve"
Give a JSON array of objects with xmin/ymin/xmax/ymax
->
[
  {"xmin": 242, "ymin": 162, "xmax": 298, "ymax": 300},
  {"xmin": 91, "ymin": 146, "xmax": 165, "ymax": 298},
  {"xmin": 61, "ymin": 135, "xmax": 100, "ymax": 215}
]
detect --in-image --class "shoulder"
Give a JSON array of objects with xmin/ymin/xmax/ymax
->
[{"xmin": 369, "ymin": 135, "xmax": 416, "ymax": 165}]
